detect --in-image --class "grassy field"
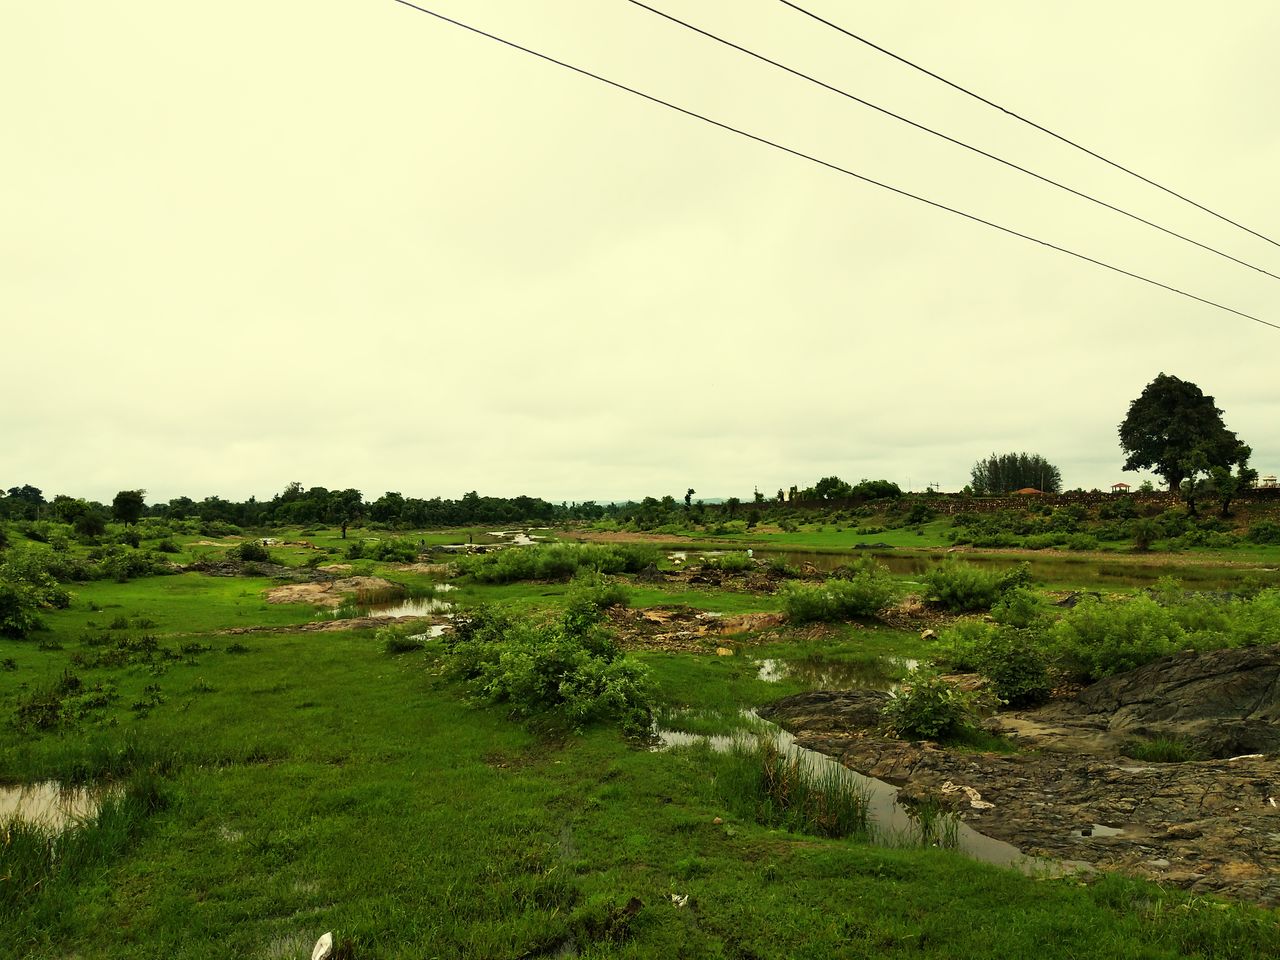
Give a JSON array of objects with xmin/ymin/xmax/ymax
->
[{"xmin": 3, "ymin": 529, "xmax": 1279, "ymax": 958}]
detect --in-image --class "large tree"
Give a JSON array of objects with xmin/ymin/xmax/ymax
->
[
  {"xmin": 112, "ymin": 489, "xmax": 147, "ymax": 526},
  {"xmin": 970, "ymin": 453, "xmax": 1062, "ymax": 495},
  {"xmin": 1118, "ymin": 374, "xmax": 1249, "ymax": 512}
]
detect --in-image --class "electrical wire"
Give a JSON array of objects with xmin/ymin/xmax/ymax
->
[
  {"xmin": 388, "ymin": 0, "xmax": 1279, "ymax": 332},
  {"xmin": 624, "ymin": 0, "xmax": 1280, "ymax": 282},
  {"xmin": 779, "ymin": 0, "xmax": 1280, "ymax": 251}
]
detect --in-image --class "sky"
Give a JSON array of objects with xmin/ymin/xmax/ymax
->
[{"xmin": 5, "ymin": 1, "xmax": 1279, "ymax": 505}]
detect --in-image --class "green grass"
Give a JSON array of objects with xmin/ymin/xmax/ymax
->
[{"xmin": 2, "ymin": 566, "xmax": 1279, "ymax": 957}]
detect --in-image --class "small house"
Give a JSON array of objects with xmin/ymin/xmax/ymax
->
[{"xmin": 1110, "ymin": 482, "xmax": 1131, "ymax": 494}]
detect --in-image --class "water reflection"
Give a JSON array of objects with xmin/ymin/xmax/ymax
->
[
  {"xmin": 0, "ymin": 781, "xmax": 110, "ymax": 830},
  {"xmin": 755, "ymin": 656, "xmax": 918, "ymax": 689},
  {"xmin": 652, "ymin": 716, "xmax": 1030, "ymax": 870}
]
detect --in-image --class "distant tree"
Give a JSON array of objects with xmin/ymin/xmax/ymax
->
[
  {"xmin": 725, "ymin": 497, "xmax": 741, "ymax": 516},
  {"xmin": 850, "ymin": 479, "xmax": 903, "ymax": 500},
  {"xmin": 970, "ymin": 454, "xmax": 1062, "ymax": 495},
  {"xmin": 328, "ymin": 489, "xmax": 364, "ymax": 539},
  {"xmin": 813, "ymin": 476, "xmax": 853, "ymax": 500},
  {"xmin": 74, "ymin": 510, "xmax": 108, "ymax": 539},
  {"xmin": 1119, "ymin": 373, "xmax": 1250, "ymax": 514},
  {"xmin": 4, "ymin": 485, "xmax": 45, "ymax": 520},
  {"xmin": 685, "ymin": 488, "xmax": 695, "ymax": 510},
  {"xmin": 112, "ymin": 489, "xmax": 147, "ymax": 526}
]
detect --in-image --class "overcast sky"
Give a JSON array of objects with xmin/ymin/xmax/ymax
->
[{"xmin": 5, "ymin": 1, "xmax": 1278, "ymax": 505}]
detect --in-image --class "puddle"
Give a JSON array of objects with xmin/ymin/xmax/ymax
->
[
  {"xmin": 755, "ymin": 656, "xmax": 918, "ymax": 689},
  {"xmin": 654, "ymin": 714, "xmax": 1048, "ymax": 873},
  {"xmin": 488, "ymin": 530, "xmax": 537, "ymax": 546},
  {"xmin": 0, "ymin": 781, "xmax": 110, "ymax": 831},
  {"xmin": 334, "ymin": 597, "xmax": 454, "ymax": 618},
  {"xmin": 407, "ymin": 625, "xmax": 450, "ymax": 640}
]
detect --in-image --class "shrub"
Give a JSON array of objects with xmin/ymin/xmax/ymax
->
[
  {"xmin": 968, "ymin": 628, "xmax": 1050, "ymax": 707},
  {"xmin": 990, "ymin": 587, "xmax": 1046, "ymax": 628},
  {"xmin": 880, "ymin": 671, "xmax": 978, "ymax": 741},
  {"xmin": 1246, "ymin": 520, "xmax": 1280, "ymax": 545},
  {"xmin": 1066, "ymin": 534, "xmax": 1100, "ymax": 551},
  {"xmin": 922, "ymin": 560, "xmax": 1027, "ymax": 612},
  {"xmin": 458, "ymin": 543, "xmax": 659, "ymax": 584},
  {"xmin": 1046, "ymin": 596, "xmax": 1184, "ymax": 681},
  {"xmin": 703, "ymin": 552, "xmax": 754, "ymax": 573},
  {"xmin": 779, "ymin": 563, "xmax": 894, "ymax": 622},
  {"xmin": 562, "ymin": 575, "xmax": 631, "ymax": 637},
  {"xmin": 153, "ymin": 539, "xmax": 180, "ymax": 554},
  {"xmin": 380, "ymin": 626, "xmax": 426, "ymax": 654},
  {"xmin": 1123, "ymin": 736, "xmax": 1205, "ymax": 763},
  {"xmin": 0, "ymin": 583, "xmax": 44, "ymax": 639},
  {"xmin": 230, "ymin": 540, "xmax": 270, "ymax": 563},
  {"xmin": 445, "ymin": 605, "xmax": 653, "ymax": 735}
]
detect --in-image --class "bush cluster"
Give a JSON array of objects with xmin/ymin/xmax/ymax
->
[
  {"xmin": 880, "ymin": 670, "xmax": 981, "ymax": 741},
  {"xmin": 778, "ymin": 561, "xmax": 895, "ymax": 622},
  {"xmin": 458, "ymin": 543, "xmax": 660, "ymax": 584},
  {"xmin": 444, "ymin": 603, "xmax": 653, "ymax": 734},
  {"xmin": 921, "ymin": 560, "xmax": 1029, "ymax": 612}
]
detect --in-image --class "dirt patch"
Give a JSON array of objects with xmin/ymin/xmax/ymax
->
[
  {"xmin": 606, "ymin": 605, "xmax": 785, "ymax": 653},
  {"xmin": 763, "ymin": 671, "xmax": 1280, "ymax": 905},
  {"xmin": 396, "ymin": 563, "xmax": 454, "ymax": 575},
  {"xmin": 265, "ymin": 576, "xmax": 401, "ymax": 608}
]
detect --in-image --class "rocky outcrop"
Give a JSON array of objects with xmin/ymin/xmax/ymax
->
[{"xmin": 1020, "ymin": 646, "xmax": 1280, "ymax": 758}]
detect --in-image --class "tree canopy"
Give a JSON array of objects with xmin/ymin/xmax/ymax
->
[
  {"xmin": 111, "ymin": 489, "xmax": 147, "ymax": 526},
  {"xmin": 1118, "ymin": 374, "xmax": 1250, "ymax": 503},
  {"xmin": 970, "ymin": 453, "xmax": 1062, "ymax": 495}
]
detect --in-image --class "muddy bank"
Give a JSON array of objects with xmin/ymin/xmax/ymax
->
[
  {"xmin": 606, "ymin": 605, "xmax": 786, "ymax": 653},
  {"xmin": 763, "ymin": 685, "xmax": 1280, "ymax": 905},
  {"xmin": 265, "ymin": 576, "xmax": 403, "ymax": 608}
]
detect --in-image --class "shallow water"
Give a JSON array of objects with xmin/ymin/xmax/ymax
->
[
  {"xmin": 653, "ymin": 716, "xmax": 1032, "ymax": 870},
  {"xmin": 0, "ymin": 781, "xmax": 107, "ymax": 830},
  {"xmin": 755, "ymin": 656, "xmax": 918, "ymax": 688},
  {"xmin": 335, "ymin": 597, "xmax": 454, "ymax": 618}
]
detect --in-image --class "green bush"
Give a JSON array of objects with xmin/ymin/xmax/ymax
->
[
  {"xmin": 1246, "ymin": 520, "xmax": 1280, "ymax": 545},
  {"xmin": 703, "ymin": 552, "xmax": 754, "ymax": 573},
  {"xmin": 458, "ymin": 543, "xmax": 659, "ymax": 584},
  {"xmin": 1046, "ymin": 596, "xmax": 1184, "ymax": 681},
  {"xmin": 922, "ymin": 560, "xmax": 1028, "ymax": 612},
  {"xmin": 968, "ymin": 629, "xmax": 1050, "ymax": 707},
  {"xmin": 444, "ymin": 604, "xmax": 653, "ymax": 735},
  {"xmin": 346, "ymin": 537, "xmax": 420, "ymax": 562},
  {"xmin": 990, "ymin": 587, "xmax": 1047, "ymax": 628},
  {"xmin": 230, "ymin": 540, "xmax": 270, "ymax": 563},
  {"xmin": 0, "ymin": 582, "xmax": 44, "ymax": 639},
  {"xmin": 562, "ymin": 575, "xmax": 631, "ymax": 637},
  {"xmin": 880, "ymin": 671, "xmax": 978, "ymax": 741},
  {"xmin": 779, "ymin": 563, "xmax": 894, "ymax": 622}
]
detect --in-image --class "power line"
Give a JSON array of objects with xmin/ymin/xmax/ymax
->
[
  {"xmin": 387, "ymin": 0, "xmax": 1280, "ymax": 333},
  {"xmin": 779, "ymin": 0, "xmax": 1280, "ymax": 252},
  {"xmin": 626, "ymin": 0, "xmax": 1280, "ymax": 282}
]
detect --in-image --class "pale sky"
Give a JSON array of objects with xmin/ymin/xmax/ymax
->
[{"xmin": 5, "ymin": 1, "xmax": 1278, "ymax": 504}]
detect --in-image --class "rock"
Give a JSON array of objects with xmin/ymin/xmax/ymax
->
[
  {"xmin": 712, "ymin": 816, "xmax": 723, "ymax": 825},
  {"xmin": 312, "ymin": 932, "xmax": 333, "ymax": 960},
  {"xmin": 759, "ymin": 690, "xmax": 889, "ymax": 734},
  {"xmin": 1033, "ymin": 645, "xmax": 1280, "ymax": 758},
  {"xmin": 920, "ymin": 629, "xmax": 937, "ymax": 641}
]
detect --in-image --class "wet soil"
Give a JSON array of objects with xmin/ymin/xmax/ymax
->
[
  {"xmin": 606, "ymin": 605, "xmax": 786, "ymax": 653},
  {"xmin": 264, "ymin": 577, "xmax": 403, "ymax": 608}
]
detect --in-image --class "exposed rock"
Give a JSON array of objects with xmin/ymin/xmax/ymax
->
[
  {"xmin": 761, "ymin": 649, "xmax": 1280, "ymax": 905},
  {"xmin": 1017, "ymin": 645, "xmax": 1280, "ymax": 758}
]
